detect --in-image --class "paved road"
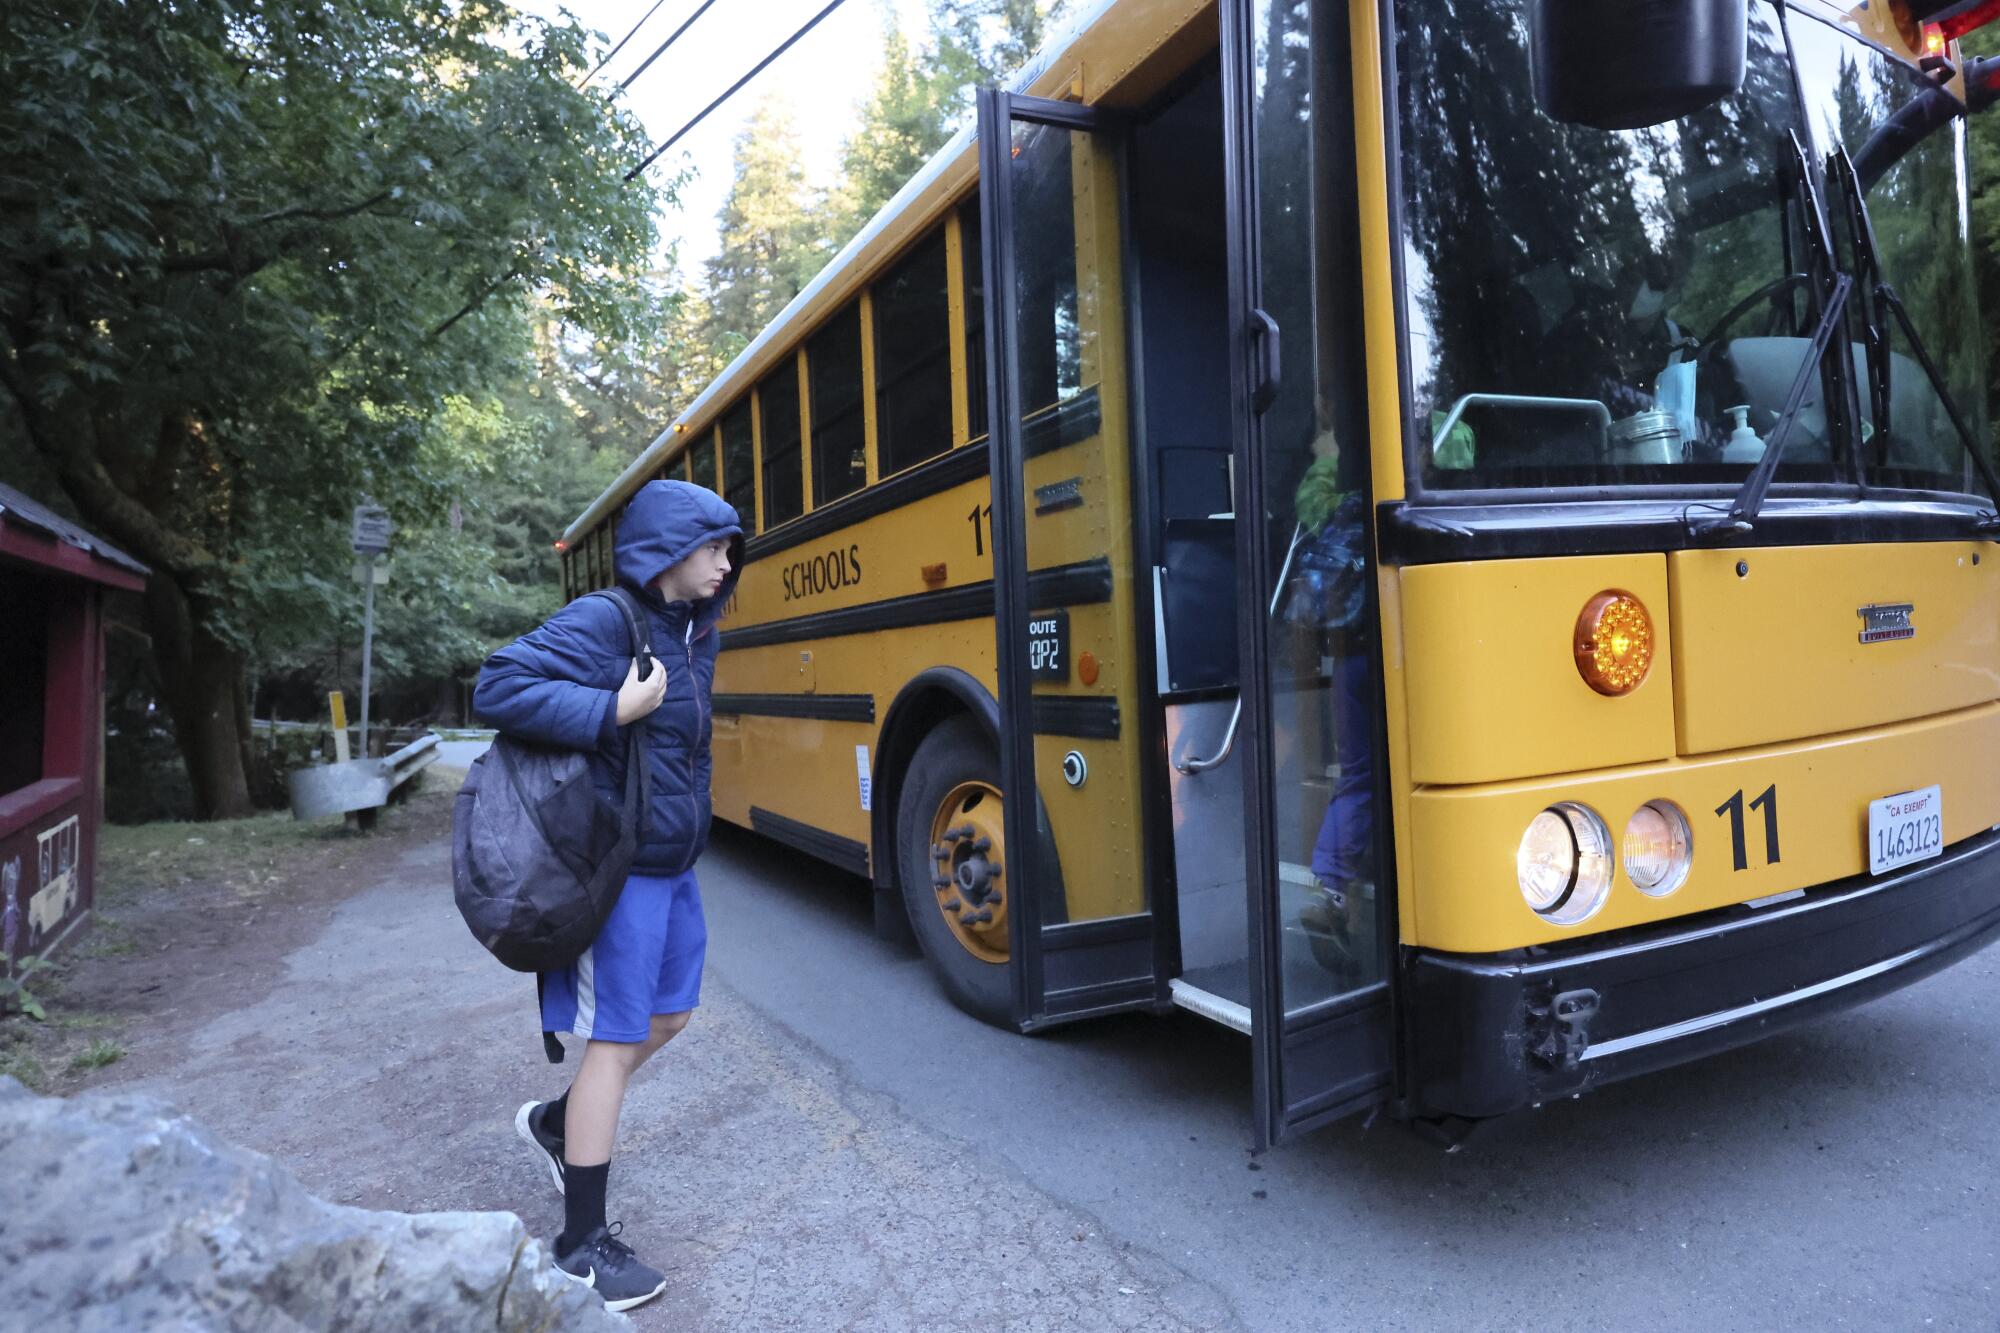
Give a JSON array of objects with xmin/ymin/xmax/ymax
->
[
  {"xmin": 97, "ymin": 802, "xmax": 1997, "ymax": 1331},
  {"xmin": 697, "ymin": 824, "xmax": 2000, "ymax": 1332}
]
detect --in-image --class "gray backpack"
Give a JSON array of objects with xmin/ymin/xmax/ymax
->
[{"xmin": 452, "ymin": 589, "xmax": 652, "ymax": 983}]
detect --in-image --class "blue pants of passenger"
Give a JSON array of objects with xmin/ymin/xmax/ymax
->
[
  {"xmin": 1310, "ymin": 653, "xmax": 1375, "ymax": 886},
  {"xmin": 540, "ymin": 869, "xmax": 706, "ymax": 1044}
]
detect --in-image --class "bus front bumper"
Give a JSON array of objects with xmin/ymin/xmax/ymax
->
[{"xmin": 1404, "ymin": 827, "xmax": 2000, "ymax": 1121}]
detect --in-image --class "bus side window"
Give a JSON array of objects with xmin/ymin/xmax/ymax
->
[
  {"xmin": 875, "ymin": 226, "xmax": 953, "ymax": 476},
  {"xmin": 691, "ymin": 434, "xmax": 718, "ymax": 492},
  {"xmin": 720, "ymin": 398, "xmax": 756, "ymax": 529},
  {"xmin": 809, "ymin": 301, "xmax": 867, "ymax": 506},
  {"xmin": 760, "ymin": 356, "xmax": 805, "ymax": 528}
]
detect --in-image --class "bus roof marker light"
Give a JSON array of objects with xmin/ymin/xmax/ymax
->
[{"xmin": 1574, "ymin": 591, "xmax": 1654, "ymax": 696}]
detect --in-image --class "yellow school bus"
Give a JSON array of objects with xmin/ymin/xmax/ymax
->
[{"xmin": 558, "ymin": 0, "xmax": 2000, "ymax": 1145}]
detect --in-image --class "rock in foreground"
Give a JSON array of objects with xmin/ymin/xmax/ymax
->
[{"xmin": 0, "ymin": 1077, "xmax": 624, "ymax": 1332}]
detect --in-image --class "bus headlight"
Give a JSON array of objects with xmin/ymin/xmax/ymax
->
[
  {"xmin": 1623, "ymin": 800, "xmax": 1692, "ymax": 897},
  {"xmin": 1574, "ymin": 590, "xmax": 1654, "ymax": 695},
  {"xmin": 1517, "ymin": 802, "xmax": 1612, "ymax": 924}
]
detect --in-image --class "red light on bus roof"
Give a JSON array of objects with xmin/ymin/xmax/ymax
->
[
  {"xmin": 1924, "ymin": 22, "xmax": 1947, "ymax": 57},
  {"xmin": 1938, "ymin": 0, "xmax": 2000, "ymax": 42},
  {"xmin": 553, "ymin": 540, "xmax": 568, "ymax": 551}
]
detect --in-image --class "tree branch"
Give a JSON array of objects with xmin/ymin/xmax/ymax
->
[
  {"xmin": 249, "ymin": 187, "xmax": 396, "ymax": 229},
  {"xmin": 429, "ymin": 267, "xmax": 524, "ymax": 340},
  {"xmin": 0, "ymin": 348, "xmax": 217, "ymax": 577}
]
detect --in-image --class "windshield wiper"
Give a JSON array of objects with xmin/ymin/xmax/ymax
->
[
  {"xmin": 1691, "ymin": 132, "xmax": 1855, "ymax": 538},
  {"xmin": 1829, "ymin": 146, "xmax": 2000, "ymax": 527},
  {"xmin": 1690, "ymin": 272, "xmax": 1853, "ymax": 537}
]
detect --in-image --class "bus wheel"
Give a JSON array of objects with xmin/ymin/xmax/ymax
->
[{"xmin": 896, "ymin": 716, "xmax": 1013, "ymax": 1026}]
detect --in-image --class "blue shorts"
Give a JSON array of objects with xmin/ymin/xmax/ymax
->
[{"xmin": 540, "ymin": 869, "xmax": 706, "ymax": 1044}]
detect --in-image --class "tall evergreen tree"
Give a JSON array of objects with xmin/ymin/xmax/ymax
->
[{"xmin": 703, "ymin": 101, "xmax": 830, "ymax": 358}]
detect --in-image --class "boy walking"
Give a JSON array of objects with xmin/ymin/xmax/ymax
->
[{"xmin": 472, "ymin": 479, "xmax": 741, "ymax": 1313}]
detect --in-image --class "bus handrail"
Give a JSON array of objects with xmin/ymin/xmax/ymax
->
[
  {"xmin": 1175, "ymin": 523, "xmax": 1305, "ymax": 776},
  {"xmin": 1430, "ymin": 393, "xmax": 1611, "ymax": 454}
]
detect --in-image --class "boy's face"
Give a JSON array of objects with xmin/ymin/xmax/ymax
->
[{"xmin": 653, "ymin": 538, "xmax": 733, "ymax": 604}]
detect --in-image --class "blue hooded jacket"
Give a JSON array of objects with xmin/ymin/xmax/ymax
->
[{"xmin": 472, "ymin": 481, "xmax": 744, "ymax": 876}]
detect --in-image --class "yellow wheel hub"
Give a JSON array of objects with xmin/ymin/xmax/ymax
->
[{"xmin": 928, "ymin": 780, "xmax": 1008, "ymax": 963}]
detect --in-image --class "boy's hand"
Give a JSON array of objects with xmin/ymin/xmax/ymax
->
[{"xmin": 614, "ymin": 656, "xmax": 667, "ymax": 725}]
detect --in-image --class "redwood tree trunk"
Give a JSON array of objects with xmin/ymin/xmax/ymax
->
[{"xmin": 142, "ymin": 573, "xmax": 254, "ymax": 820}]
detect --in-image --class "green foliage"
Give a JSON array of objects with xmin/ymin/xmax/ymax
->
[
  {"xmin": 698, "ymin": 2, "xmax": 1067, "ymax": 366},
  {"xmin": 0, "ymin": 0, "xmax": 674, "ymax": 811},
  {"xmin": 704, "ymin": 101, "xmax": 836, "ymax": 356},
  {"xmin": 1, "ymin": 955, "xmax": 53, "ymax": 1022},
  {"xmin": 69, "ymin": 1038, "xmax": 124, "ymax": 1072}
]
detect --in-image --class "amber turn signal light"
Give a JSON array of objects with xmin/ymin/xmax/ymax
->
[{"xmin": 1574, "ymin": 591, "xmax": 1653, "ymax": 695}]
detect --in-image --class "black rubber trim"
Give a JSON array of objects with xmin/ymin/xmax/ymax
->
[
  {"xmin": 712, "ymin": 693, "xmax": 875, "ymax": 723},
  {"xmin": 718, "ymin": 556, "xmax": 1113, "ymax": 651},
  {"xmin": 1030, "ymin": 695, "xmax": 1120, "ymax": 739},
  {"xmin": 1022, "ymin": 387, "xmax": 1102, "ymax": 460},
  {"xmin": 1378, "ymin": 494, "xmax": 2000, "ymax": 566},
  {"xmin": 1405, "ymin": 826, "xmax": 2000, "ymax": 1120},
  {"xmin": 742, "ymin": 443, "xmax": 988, "ymax": 562},
  {"xmin": 749, "ymin": 806, "xmax": 871, "ymax": 878}
]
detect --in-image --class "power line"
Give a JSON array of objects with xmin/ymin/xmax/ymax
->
[
  {"xmin": 618, "ymin": 0, "xmax": 723, "ymax": 91},
  {"xmin": 624, "ymin": 0, "xmax": 850, "ymax": 181},
  {"xmin": 577, "ymin": 0, "xmax": 673, "ymax": 89}
]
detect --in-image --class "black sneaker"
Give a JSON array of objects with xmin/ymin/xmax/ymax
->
[
  {"xmin": 553, "ymin": 1222, "xmax": 668, "ymax": 1313},
  {"xmin": 1298, "ymin": 881, "xmax": 1358, "ymax": 978},
  {"xmin": 514, "ymin": 1100, "xmax": 566, "ymax": 1197}
]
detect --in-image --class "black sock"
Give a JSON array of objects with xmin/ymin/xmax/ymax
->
[
  {"xmin": 542, "ymin": 1090, "xmax": 569, "ymax": 1140},
  {"xmin": 558, "ymin": 1161, "xmax": 609, "ymax": 1256}
]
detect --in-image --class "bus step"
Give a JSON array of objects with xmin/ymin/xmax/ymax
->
[{"xmin": 1168, "ymin": 978, "xmax": 1252, "ymax": 1034}]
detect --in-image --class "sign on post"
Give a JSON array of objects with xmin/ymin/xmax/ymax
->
[{"xmin": 351, "ymin": 503, "xmax": 393, "ymax": 555}]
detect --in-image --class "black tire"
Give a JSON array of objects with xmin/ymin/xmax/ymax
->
[{"xmin": 896, "ymin": 715, "xmax": 1014, "ymax": 1027}]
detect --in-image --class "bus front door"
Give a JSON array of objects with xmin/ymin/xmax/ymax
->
[
  {"xmin": 975, "ymin": 89, "xmax": 1167, "ymax": 1030},
  {"xmin": 1218, "ymin": 0, "xmax": 1396, "ymax": 1147}
]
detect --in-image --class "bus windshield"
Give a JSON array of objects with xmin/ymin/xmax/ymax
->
[
  {"xmin": 1790, "ymin": 11, "xmax": 1987, "ymax": 493},
  {"xmin": 1395, "ymin": 0, "xmax": 1983, "ymax": 496}
]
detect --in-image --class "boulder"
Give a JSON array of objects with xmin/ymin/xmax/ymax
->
[{"xmin": 0, "ymin": 1077, "xmax": 625, "ymax": 1331}]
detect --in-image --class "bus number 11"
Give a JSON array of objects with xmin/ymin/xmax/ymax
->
[
  {"xmin": 1716, "ymin": 784, "xmax": 1780, "ymax": 872},
  {"xmin": 968, "ymin": 503, "xmax": 993, "ymax": 557}
]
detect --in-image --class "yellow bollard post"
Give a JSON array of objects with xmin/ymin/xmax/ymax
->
[{"xmin": 329, "ymin": 691, "xmax": 351, "ymax": 763}]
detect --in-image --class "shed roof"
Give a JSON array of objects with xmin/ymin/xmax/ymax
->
[{"xmin": 0, "ymin": 482, "xmax": 150, "ymax": 585}]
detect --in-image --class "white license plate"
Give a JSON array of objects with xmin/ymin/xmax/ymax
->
[{"xmin": 1868, "ymin": 785, "xmax": 1943, "ymax": 876}]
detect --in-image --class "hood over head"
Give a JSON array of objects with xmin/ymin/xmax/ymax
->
[{"xmin": 615, "ymin": 480, "xmax": 744, "ymax": 624}]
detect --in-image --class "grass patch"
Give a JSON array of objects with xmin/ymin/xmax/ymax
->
[
  {"xmin": 0, "ymin": 1035, "xmax": 46, "ymax": 1092},
  {"xmin": 77, "ymin": 912, "xmax": 140, "ymax": 958},
  {"xmin": 99, "ymin": 809, "xmax": 349, "ymax": 888},
  {"xmin": 56, "ymin": 1011, "xmax": 122, "ymax": 1031},
  {"xmin": 69, "ymin": 1039, "xmax": 125, "ymax": 1072}
]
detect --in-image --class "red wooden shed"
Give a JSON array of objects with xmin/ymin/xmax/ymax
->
[{"xmin": 0, "ymin": 483, "xmax": 147, "ymax": 973}]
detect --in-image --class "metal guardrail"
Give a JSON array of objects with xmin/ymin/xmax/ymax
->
[{"xmin": 285, "ymin": 733, "xmax": 440, "ymax": 821}]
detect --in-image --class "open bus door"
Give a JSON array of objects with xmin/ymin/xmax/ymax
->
[
  {"xmin": 1218, "ymin": 0, "xmax": 1396, "ymax": 1148},
  {"xmin": 976, "ymin": 89, "xmax": 1166, "ymax": 1029}
]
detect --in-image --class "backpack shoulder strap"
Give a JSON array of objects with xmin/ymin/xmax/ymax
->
[{"xmin": 585, "ymin": 588, "xmax": 654, "ymax": 676}]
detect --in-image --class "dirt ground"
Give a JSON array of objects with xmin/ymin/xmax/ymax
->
[
  {"xmin": 5, "ymin": 772, "xmax": 1232, "ymax": 1331},
  {"xmin": 1, "ymin": 776, "xmax": 444, "ymax": 1097}
]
